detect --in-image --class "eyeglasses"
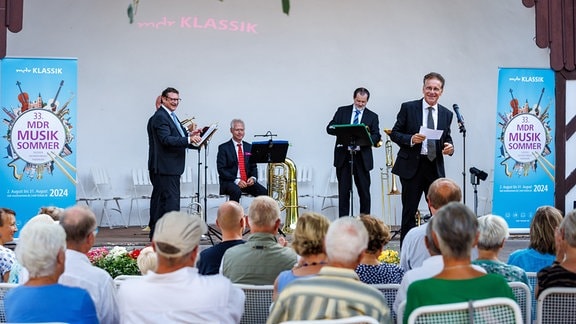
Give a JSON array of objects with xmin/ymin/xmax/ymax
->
[{"xmin": 165, "ymin": 96, "xmax": 182, "ymax": 102}]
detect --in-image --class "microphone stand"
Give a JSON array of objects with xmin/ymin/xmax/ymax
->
[{"xmin": 458, "ymin": 123, "xmax": 467, "ymax": 205}]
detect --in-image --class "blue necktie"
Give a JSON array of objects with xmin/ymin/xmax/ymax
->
[
  {"xmin": 171, "ymin": 112, "xmax": 185, "ymax": 137},
  {"xmin": 353, "ymin": 109, "xmax": 361, "ymax": 124}
]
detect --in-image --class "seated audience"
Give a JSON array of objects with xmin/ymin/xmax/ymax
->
[
  {"xmin": 0, "ymin": 208, "xmax": 18, "ymax": 283},
  {"xmin": 59, "ymin": 205, "xmax": 120, "ymax": 324},
  {"xmin": 393, "ymin": 217, "xmax": 486, "ymax": 312},
  {"xmin": 5, "ymin": 222, "xmax": 98, "ymax": 323},
  {"xmin": 197, "ymin": 201, "xmax": 246, "ymax": 275},
  {"xmin": 508, "ymin": 206, "xmax": 563, "ymax": 272},
  {"xmin": 404, "ymin": 202, "xmax": 514, "ymax": 323},
  {"xmin": 137, "ymin": 246, "xmax": 157, "ymax": 274},
  {"xmin": 268, "ymin": 217, "xmax": 391, "ymax": 323},
  {"xmin": 472, "ymin": 214, "xmax": 529, "ymax": 285},
  {"xmin": 536, "ymin": 209, "xmax": 576, "ymax": 297},
  {"xmin": 38, "ymin": 206, "xmax": 65, "ymax": 221},
  {"xmin": 273, "ymin": 212, "xmax": 330, "ymax": 300},
  {"xmin": 221, "ymin": 196, "xmax": 297, "ymax": 284},
  {"xmin": 400, "ymin": 178, "xmax": 462, "ymax": 271},
  {"xmin": 356, "ymin": 214, "xmax": 404, "ymax": 284},
  {"xmin": 118, "ymin": 211, "xmax": 244, "ymax": 323}
]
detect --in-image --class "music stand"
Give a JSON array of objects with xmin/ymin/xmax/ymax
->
[
  {"xmin": 330, "ymin": 124, "xmax": 373, "ymax": 216},
  {"xmin": 250, "ymin": 140, "xmax": 289, "ymax": 236}
]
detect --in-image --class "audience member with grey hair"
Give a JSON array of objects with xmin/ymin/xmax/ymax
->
[
  {"xmin": 118, "ymin": 211, "xmax": 244, "ymax": 323},
  {"xmin": 137, "ymin": 246, "xmax": 157, "ymax": 274},
  {"xmin": 5, "ymin": 222, "xmax": 98, "ymax": 323},
  {"xmin": 472, "ymin": 215, "xmax": 529, "ymax": 285},
  {"xmin": 268, "ymin": 217, "xmax": 390, "ymax": 323},
  {"xmin": 404, "ymin": 202, "xmax": 514, "ymax": 323},
  {"xmin": 537, "ymin": 209, "xmax": 576, "ymax": 297},
  {"xmin": 221, "ymin": 196, "xmax": 297, "ymax": 284},
  {"xmin": 58, "ymin": 205, "xmax": 120, "ymax": 324}
]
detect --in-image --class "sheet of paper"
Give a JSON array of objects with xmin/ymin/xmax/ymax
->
[{"xmin": 419, "ymin": 126, "xmax": 443, "ymax": 140}]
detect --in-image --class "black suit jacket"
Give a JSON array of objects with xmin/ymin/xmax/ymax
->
[
  {"xmin": 390, "ymin": 99, "xmax": 453, "ymax": 179},
  {"xmin": 217, "ymin": 139, "xmax": 259, "ymax": 186},
  {"xmin": 147, "ymin": 107, "xmax": 195, "ymax": 176},
  {"xmin": 326, "ymin": 105, "xmax": 381, "ymax": 171}
]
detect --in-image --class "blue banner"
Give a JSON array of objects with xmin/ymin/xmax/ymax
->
[
  {"xmin": 0, "ymin": 58, "xmax": 78, "ymax": 231},
  {"xmin": 492, "ymin": 68, "xmax": 555, "ymax": 231}
]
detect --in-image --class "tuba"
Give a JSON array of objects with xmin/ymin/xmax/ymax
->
[{"xmin": 268, "ymin": 158, "xmax": 300, "ymax": 234}]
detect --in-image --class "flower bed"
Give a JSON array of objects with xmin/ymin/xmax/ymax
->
[{"xmin": 88, "ymin": 246, "xmax": 142, "ymax": 278}]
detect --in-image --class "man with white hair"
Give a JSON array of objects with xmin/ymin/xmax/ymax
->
[
  {"xmin": 118, "ymin": 211, "xmax": 244, "ymax": 323},
  {"xmin": 267, "ymin": 217, "xmax": 391, "ymax": 323},
  {"xmin": 59, "ymin": 205, "xmax": 120, "ymax": 324},
  {"xmin": 221, "ymin": 196, "xmax": 297, "ymax": 284},
  {"xmin": 5, "ymin": 222, "xmax": 98, "ymax": 323}
]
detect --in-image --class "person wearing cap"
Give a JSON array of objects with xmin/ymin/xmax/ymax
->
[
  {"xmin": 58, "ymin": 205, "xmax": 120, "ymax": 324},
  {"xmin": 221, "ymin": 196, "xmax": 298, "ymax": 285},
  {"xmin": 117, "ymin": 211, "xmax": 244, "ymax": 323}
]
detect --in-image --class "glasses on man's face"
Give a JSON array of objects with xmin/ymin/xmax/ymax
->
[{"xmin": 165, "ymin": 96, "xmax": 182, "ymax": 103}]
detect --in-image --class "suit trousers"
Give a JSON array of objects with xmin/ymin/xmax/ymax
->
[
  {"xmin": 149, "ymin": 172, "xmax": 181, "ymax": 239},
  {"xmin": 336, "ymin": 153, "xmax": 371, "ymax": 217},
  {"xmin": 220, "ymin": 181, "xmax": 268, "ymax": 202}
]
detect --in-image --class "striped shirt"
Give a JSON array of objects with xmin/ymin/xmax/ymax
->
[
  {"xmin": 537, "ymin": 264, "xmax": 576, "ymax": 298},
  {"xmin": 267, "ymin": 266, "xmax": 391, "ymax": 324}
]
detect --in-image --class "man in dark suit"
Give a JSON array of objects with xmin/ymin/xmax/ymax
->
[
  {"xmin": 390, "ymin": 72, "xmax": 454, "ymax": 246},
  {"xmin": 327, "ymin": 88, "xmax": 382, "ymax": 217},
  {"xmin": 147, "ymin": 87, "xmax": 201, "ymax": 239},
  {"xmin": 217, "ymin": 119, "xmax": 267, "ymax": 202}
]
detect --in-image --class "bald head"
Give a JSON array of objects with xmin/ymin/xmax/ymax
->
[
  {"xmin": 59, "ymin": 205, "xmax": 97, "ymax": 245},
  {"xmin": 216, "ymin": 201, "xmax": 245, "ymax": 232},
  {"xmin": 427, "ymin": 178, "xmax": 462, "ymax": 212}
]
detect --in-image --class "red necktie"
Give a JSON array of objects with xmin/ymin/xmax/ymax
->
[{"xmin": 237, "ymin": 143, "xmax": 248, "ymax": 181}]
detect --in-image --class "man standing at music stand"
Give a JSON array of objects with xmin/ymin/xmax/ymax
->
[
  {"xmin": 217, "ymin": 119, "xmax": 267, "ymax": 202},
  {"xmin": 327, "ymin": 88, "xmax": 382, "ymax": 217}
]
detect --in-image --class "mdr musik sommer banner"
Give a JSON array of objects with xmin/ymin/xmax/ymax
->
[
  {"xmin": 0, "ymin": 58, "xmax": 77, "ymax": 228},
  {"xmin": 492, "ymin": 68, "xmax": 555, "ymax": 232}
]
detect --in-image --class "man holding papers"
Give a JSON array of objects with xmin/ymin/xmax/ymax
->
[{"xmin": 390, "ymin": 73, "xmax": 454, "ymax": 246}]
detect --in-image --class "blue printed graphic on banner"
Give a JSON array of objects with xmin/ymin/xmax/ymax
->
[
  {"xmin": 0, "ymin": 58, "xmax": 77, "ymax": 232},
  {"xmin": 492, "ymin": 68, "xmax": 555, "ymax": 230}
]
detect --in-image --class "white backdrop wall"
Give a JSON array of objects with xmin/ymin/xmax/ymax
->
[{"xmin": 4, "ymin": 0, "xmax": 554, "ymax": 224}]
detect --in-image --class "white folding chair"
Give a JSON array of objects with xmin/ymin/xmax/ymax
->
[
  {"xmin": 407, "ymin": 297, "xmax": 522, "ymax": 324},
  {"xmin": 280, "ymin": 316, "xmax": 379, "ymax": 324},
  {"xmin": 508, "ymin": 281, "xmax": 531, "ymax": 324},
  {"xmin": 371, "ymin": 283, "xmax": 400, "ymax": 324},
  {"xmin": 297, "ymin": 165, "xmax": 314, "ymax": 211},
  {"xmin": 317, "ymin": 168, "xmax": 338, "ymax": 212},
  {"xmin": 128, "ymin": 168, "xmax": 152, "ymax": 227},
  {"xmin": 536, "ymin": 287, "xmax": 576, "ymax": 324},
  {"xmin": 0, "ymin": 283, "xmax": 18, "ymax": 323},
  {"xmin": 233, "ymin": 284, "xmax": 274, "ymax": 324},
  {"xmin": 397, "ymin": 301, "xmax": 406, "ymax": 324},
  {"xmin": 91, "ymin": 168, "xmax": 130, "ymax": 228}
]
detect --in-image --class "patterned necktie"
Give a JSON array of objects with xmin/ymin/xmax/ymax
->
[
  {"xmin": 427, "ymin": 107, "xmax": 436, "ymax": 161},
  {"xmin": 237, "ymin": 143, "xmax": 248, "ymax": 181},
  {"xmin": 171, "ymin": 112, "xmax": 185, "ymax": 137},
  {"xmin": 353, "ymin": 109, "xmax": 361, "ymax": 124}
]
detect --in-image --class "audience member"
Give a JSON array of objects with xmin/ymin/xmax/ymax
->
[
  {"xmin": 268, "ymin": 217, "xmax": 391, "ymax": 323},
  {"xmin": 58, "ymin": 205, "xmax": 120, "ymax": 324},
  {"xmin": 508, "ymin": 206, "xmax": 563, "ymax": 272},
  {"xmin": 403, "ymin": 202, "xmax": 514, "ymax": 323},
  {"xmin": 472, "ymin": 214, "xmax": 529, "ymax": 285},
  {"xmin": 394, "ymin": 217, "xmax": 485, "ymax": 312},
  {"xmin": 137, "ymin": 246, "xmax": 157, "ymax": 274},
  {"xmin": 38, "ymin": 206, "xmax": 64, "ymax": 221},
  {"xmin": 356, "ymin": 214, "xmax": 404, "ymax": 284},
  {"xmin": 536, "ymin": 209, "xmax": 576, "ymax": 297},
  {"xmin": 118, "ymin": 211, "xmax": 244, "ymax": 323},
  {"xmin": 0, "ymin": 208, "xmax": 18, "ymax": 282},
  {"xmin": 400, "ymin": 178, "xmax": 461, "ymax": 270},
  {"xmin": 273, "ymin": 212, "xmax": 330, "ymax": 300},
  {"xmin": 221, "ymin": 196, "xmax": 297, "ymax": 284},
  {"xmin": 197, "ymin": 201, "xmax": 246, "ymax": 275},
  {"xmin": 5, "ymin": 222, "xmax": 98, "ymax": 323}
]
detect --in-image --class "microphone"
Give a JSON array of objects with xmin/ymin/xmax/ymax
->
[{"xmin": 452, "ymin": 104, "xmax": 465, "ymax": 127}]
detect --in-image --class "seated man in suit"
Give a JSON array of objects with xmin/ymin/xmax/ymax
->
[{"xmin": 217, "ymin": 119, "xmax": 267, "ymax": 202}]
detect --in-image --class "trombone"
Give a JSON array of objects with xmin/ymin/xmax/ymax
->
[{"xmin": 380, "ymin": 129, "xmax": 400, "ymax": 226}]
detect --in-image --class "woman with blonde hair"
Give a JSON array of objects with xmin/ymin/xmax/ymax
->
[
  {"xmin": 508, "ymin": 206, "xmax": 563, "ymax": 272},
  {"xmin": 273, "ymin": 212, "xmax": 330, "ymax": 300},
  {"xmin": 137, "ymin": 246, "xmax": 157, "ymax": 274}
]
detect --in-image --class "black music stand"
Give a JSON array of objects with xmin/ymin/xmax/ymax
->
[
  {"xmin": 331, "ymin": 124, "xmax": 373, "ymax": 217},
  {"xmin": 250, "ymin": 140, "xmax": 289, "ymax": 236}
]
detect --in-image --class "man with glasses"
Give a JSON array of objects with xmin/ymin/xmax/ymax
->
[
  {"xmin": 147, "ymin": 87, "xmax": 202, "ymax": 239},
  {"xmin": 58, "ymin": 205, "xmax": 119, "ymax": 324},
  {"xmin": 390, "ymin": 72, "xmax": 454, "ymax": 247}
]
